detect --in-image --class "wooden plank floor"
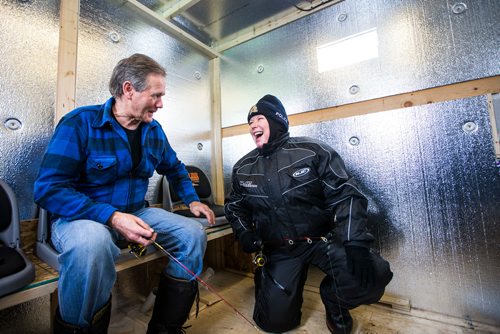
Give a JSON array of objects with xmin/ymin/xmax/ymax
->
[{"xmin": 108, "ymin": 268, "xmax": 499, "ymax": 334}]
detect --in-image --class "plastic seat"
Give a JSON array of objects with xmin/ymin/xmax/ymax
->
[
  {"xmin": 0, "ymin": 179, "xmax": 35, "ymax": 297},
  {"xmin": 36, "ymin": 208, "xmax": 157, "ymax": 271},
  {"xmin": 162, "ymin": 165, "xmax": 229, "ymax": 227}
]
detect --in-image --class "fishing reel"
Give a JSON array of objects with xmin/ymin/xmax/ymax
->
[
  {"xmin": 128, "ymin": 243, "xmax": 147, "ymax": 258},
  {"xmin": 252, "ymin": 251, "xmax": 267, "ymax": 267}
]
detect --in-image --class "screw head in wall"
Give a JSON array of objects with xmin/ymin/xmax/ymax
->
[
  {"xmin": 462, "ymin": 121, "xmax": 477, "ymax": 133},
  {"xmin": 451, "ymin": 3, "xmax": 467, "ymax": 14},
  {"xmin": 349, "ymin": 85, "xmax": 360, "ymax": 95},
  {"xmin": 4, "ymin": 118, "xmax": 23, "ymax": 131},
  {"xmin": 337, "ymin": 13, "xmax": 348, "ymax": 22},
  {"xmin": 109, "ymin": 31, "xmax": 121, "ymax": 43},
  {"xmin": 349, "ymin": 136, "xmax": 360, "ymax": 146}
]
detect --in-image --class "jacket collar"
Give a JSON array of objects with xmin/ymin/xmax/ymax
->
[{"xmin": 260, "ymin": 132, "xmax": 290, "ymax": 156}]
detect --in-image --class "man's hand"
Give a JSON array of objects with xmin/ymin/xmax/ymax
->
[
  {"xmin": 345, "ymin": 246, "xmax": 375, "ymax": 289},
  {"xmin": 108, "ymin": 212, "xmax": 156, "ymax": 246},
  {"xmin": 189, "ymin": 201, "xmax": 216, "ymax": 225},
  {"xmin": 239, "ymin": 231, "xmax": 263, "ymax": 253}
]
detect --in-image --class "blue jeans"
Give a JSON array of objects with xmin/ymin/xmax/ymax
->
[{"xmin": 51, "ymin": 207, "xmax": 207, "ymax": 327}]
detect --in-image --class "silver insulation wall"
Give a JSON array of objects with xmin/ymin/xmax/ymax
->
[
  {"xmin": 0, "ymin": 0, "xmax": 212, "ymax": 219},
  {"xmin": 221, "ymin": 0, "xmax": 500, "ymax": 326},
  {"xmin": 0, "ymin": 0, "xmax": 59, "ymax": 220}
]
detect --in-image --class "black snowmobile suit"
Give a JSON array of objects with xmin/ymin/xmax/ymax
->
[
  {"xmin": 225, "ymin": 132, "xmax": 374, "ymax": 247},
  {"xmin": 225, "ymin": 133, "xmax": 392, "ymax": 333}
]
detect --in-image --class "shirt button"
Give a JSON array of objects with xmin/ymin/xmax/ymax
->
[{"xmin": 267, "ymin": 178, "xmax": 271, "ymax": 182}]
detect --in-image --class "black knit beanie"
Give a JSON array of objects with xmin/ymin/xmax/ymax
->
[{"xmin": 247, "ymin": 94, "xmax": 289, "ymax": 132}]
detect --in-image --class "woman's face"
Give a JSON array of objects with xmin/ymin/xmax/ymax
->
[{"xmin": 249, "ymin": 115, "xmax": 270, "ymax": 149}]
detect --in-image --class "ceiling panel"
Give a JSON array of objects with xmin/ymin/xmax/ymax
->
[{"xmin": 135, "ymin": 0, "xmax": 343, "ymax": 48}]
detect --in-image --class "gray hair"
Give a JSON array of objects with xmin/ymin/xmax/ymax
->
[{"xmin": 109, "ymin": 53, "xmax": 166, "ymax": 97}]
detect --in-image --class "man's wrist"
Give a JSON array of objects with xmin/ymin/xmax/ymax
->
[{"xmin": 107, "ymin": 211, "xmax": 119, "ymax": 227}]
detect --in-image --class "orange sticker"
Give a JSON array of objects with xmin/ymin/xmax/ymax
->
[{"xmin": 189, "ymin": 172, "xmax": 200, "ymax": 186}]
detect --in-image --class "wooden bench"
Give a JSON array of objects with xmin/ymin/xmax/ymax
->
[{"xmin": 0, "ymin": 219, "xmax": 233, "ymax": 311}]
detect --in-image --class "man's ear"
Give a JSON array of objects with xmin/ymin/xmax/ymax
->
[{"xmin": 122, "ymin": 81, "xmax": 134, "ymax": 99}]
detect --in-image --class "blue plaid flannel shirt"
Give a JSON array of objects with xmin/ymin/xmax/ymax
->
[{"xmin": 34, "ymin": 97, "xmax": 199, "ymax": 224}]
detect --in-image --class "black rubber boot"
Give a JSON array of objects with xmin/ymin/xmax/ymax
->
[
  {"xmin": 54, "ymin": 296, "xmax": 112, "ymax": 334},
  {"xmin": 147, "ymin": 273, "xmax": 199, "ymax": 334},
  {"xmin": 326, "ymin": 307, "xmax": 353, "ymax": 334}
]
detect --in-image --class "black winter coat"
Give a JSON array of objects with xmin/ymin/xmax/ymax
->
[{"xmin": 225, "ymin": 133, "xmax": 374, "ymax": 247}]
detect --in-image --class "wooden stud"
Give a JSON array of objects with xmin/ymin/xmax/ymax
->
[
  {"xmin": 55, "ymin": 0, "xmax": 80, "ymax": 125},
  {"xmin": 487, "ymin": 94, "xmax": 500, "ymax": 159},
  {"xmin": 209, "ymin": 58, "xmax": 225, "ymax": 205}
]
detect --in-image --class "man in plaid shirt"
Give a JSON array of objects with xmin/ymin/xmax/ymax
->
[{"xmin": 34, "ymin": 53, "xmax": 214, "ymax": 334}]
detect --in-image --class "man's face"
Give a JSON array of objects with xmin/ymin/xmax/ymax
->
[
  {"xmin": 249, "ymin": 114, "xmax": 270, "ymax": 149},
  {"xmin": 130, "ymin": 73, "xmax": 166, "ymax": 123}
]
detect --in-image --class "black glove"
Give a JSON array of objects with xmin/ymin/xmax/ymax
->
[
  {"xmin": 325, "ymin": 232, "xmax": 335, "ymax": 243},
  {"xmin": 345, "ymin": 246, "xmax": 375, "ymax": 289},
  {"xmin": 239, "ymin": 231, "xmax": 263, "ymax": 253}
]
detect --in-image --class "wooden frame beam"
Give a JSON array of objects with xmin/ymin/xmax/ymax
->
[
  {"xmin": 213, "ymin": 0, "xmax": 344, "ymax": 52},
  {"xmin": 487, "ymin": 94, "xmax": 500, "ymax": 159},
  {"xmin": 222, "ymin": 76, "xmax": 500, "ymax": 138},
  {"xmin": 160, "ymin": 0, "xmax": 201, "ymax": 19},
  {"xmin": 209, "ymin": 58, "xmax": 224, "ymax": 205},
  {"xmin": 125, "ymin": 0, "xmax": 220, "ymax": 59},
  {"xmin": 55, "ymin": 0, "xmax": 80, "ymax": 124}
]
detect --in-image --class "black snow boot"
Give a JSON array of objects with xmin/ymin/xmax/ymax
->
[
  {"xmin": 54, "ymin": 296, "xmax": 112, "ymax": 334},
  {"xmin": 326, "ymin": 307, "xmax": 353, "ymax": 334},
  {"xmin": 147, "ymin": 273, "xmax": 199, "ymax": 334}
]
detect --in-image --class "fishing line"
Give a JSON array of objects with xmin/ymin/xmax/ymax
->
[{"xmin": 141, "ymin": 240, "xmax": 261, "ymax": 332}]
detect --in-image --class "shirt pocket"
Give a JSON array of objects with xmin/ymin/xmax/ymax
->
[{"xmin": 85, "ymin": 155, "xmax": 118, "ymax": 185}]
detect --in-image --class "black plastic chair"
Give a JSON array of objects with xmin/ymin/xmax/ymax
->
[
  {"xmin": 0, "ymin": 179, "xmax": 35, "ymax": 297},
  {"xmin": 162, "ymin": 165, "xmax": 229, "ymax": 227}
]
